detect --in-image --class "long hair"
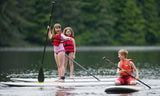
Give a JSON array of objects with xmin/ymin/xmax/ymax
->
[
  {"xmin": 52, "ymin": 23, "xmax": 61, "ymax": 38},
  {"xmin": 63, "ymin": 27, "xmax": 74, "ymax": 37}
]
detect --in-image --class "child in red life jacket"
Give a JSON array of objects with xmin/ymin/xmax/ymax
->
[
  {"xmin": 63, "ymin": 27, "xmax": 76, "ymax": 78},
  {"xmin": 115, "ymin": 49, "xmax": 139, "ymax": 85},
  {"xmin": 48, "ymin": 23, "xmax": 74, "ymax": 82}
]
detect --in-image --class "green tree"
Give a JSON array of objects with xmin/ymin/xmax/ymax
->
[
  {"xmin": 139, "ymin": 0, "xmax": 160, "ymax": 45},
  {"xmin": 24, "ymin": 0, "xmax": 51, "ymax": 45},
  {"xmin": 53, "ymin": 0, "xmax": 114, "ymax": 46},
  {"xmin": 109, "ymin": 0, "xmax": 146, "ymax": 45},
  {"xmin": 0, "ymin": 0, "xmax": 160, "ymax": 46},
  {"xmin": 0, "ymin": 0, "xmax": 35, "ymax": 46}
]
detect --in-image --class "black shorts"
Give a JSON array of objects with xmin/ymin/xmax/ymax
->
[
  {"xmin": 65, "ymin": 51, "xmax": 74, "ymax": 55},
  {"xmin": 65, "ymin": 51, "xmax": 71, "ymax": 55}
]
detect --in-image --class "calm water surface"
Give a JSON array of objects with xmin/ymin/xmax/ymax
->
[{"xmin": 0, "ymin": 47, "xmax": 160, "ymax": 96}]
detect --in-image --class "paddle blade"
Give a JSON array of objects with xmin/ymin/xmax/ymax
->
[{"xmin": 38, "ymin": 67, "xmax": 44, "ymax": 82}]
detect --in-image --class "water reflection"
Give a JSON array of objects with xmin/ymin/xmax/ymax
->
[
  {"xmin": 112, "ymin": 93, "xmax": 140, "ymax": 96},
  {"xmin": 55, "ymin": 86, "xmax": 74, "ymax": 96}
]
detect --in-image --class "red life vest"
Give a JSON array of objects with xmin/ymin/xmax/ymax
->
[
  {"xmin": 119, "ymin": 59, "xmax": 133, "ymax": 76},
  {"xmin": 63, "ymin": 36, "xmax": 74, "ymax": 52},
  {"xmin": 52, "ymin": 33, "xmax": 62, "ymax": 46}
]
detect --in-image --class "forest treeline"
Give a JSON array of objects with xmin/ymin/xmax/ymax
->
[{"xmin": 0, "ymin": 0, "xmax": 160, "ymax": 46}]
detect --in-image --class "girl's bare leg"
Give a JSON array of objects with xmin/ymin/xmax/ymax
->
[
  {"xmin": 57, "ymin": 52, "xmax": 65, "ymax": 82},
  {"xmin": 69, "ymin": 52, "xmax": 74, "ymax": 78},
  {"xmin": 64, "ymin": 55, "xmax": 68, "ymax": 71},
  {"xmin": 54, "ymin": 53, "xmax": 61, "ymax": 81}
]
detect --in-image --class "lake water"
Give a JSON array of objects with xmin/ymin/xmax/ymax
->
[{"xmin": 0, "ymin": 46, "xmax": 160, "ymax": 96}]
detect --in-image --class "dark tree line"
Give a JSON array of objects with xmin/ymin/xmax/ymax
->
[{"xmin": 0, "ymin": 0, "xmax": 160, "ymax": 46}]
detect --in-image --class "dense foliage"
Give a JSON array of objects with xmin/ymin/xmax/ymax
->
[{"xmin": 0, "ymin": 0, "xmax": 160, "ymax": 46}]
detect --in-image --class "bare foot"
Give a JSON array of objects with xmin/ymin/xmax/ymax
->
[
  {"xmin": 69, "ymin": 76, "xmax": 73, "ymax": 79},
  {"xmin": 57, "ymin": 79, "xmax": 65, "ymax": 82},
  {"xmin": 69, "ymin": 77, "xmax": 73, "ymax": 79},
  {"xmin": 55, "ymin": 79, "xmax": 60, "ymax": 82}
]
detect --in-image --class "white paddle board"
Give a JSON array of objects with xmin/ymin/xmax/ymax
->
[
  {"xmin": 10, "ymin": 78, "xmax": 116, "ymax": 82},
  {"xmin": 105, "ymin": 85, "xmax": 143, "ymax": 93},
  {"xmin": 1, "ymin": 81, "xmax": 114, "ymax": 87}
]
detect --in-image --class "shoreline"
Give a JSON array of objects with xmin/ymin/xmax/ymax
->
[{"xmin": 0, "ymin": 46, "xmax": 160, "ymax": 52}]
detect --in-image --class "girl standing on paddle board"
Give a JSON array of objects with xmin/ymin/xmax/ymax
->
[
  {"xmin": 48, "ymin": 23, "xmax": 74, "ymax": 82},
  {"xmin": 63, "ymin": 27, "xmax": 76, "ymax": 78},
  {"xmin": 115, "ymin": 49, "xmax": 139, "ymax": 85}
]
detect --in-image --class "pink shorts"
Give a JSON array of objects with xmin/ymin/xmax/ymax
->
[
  {"xmin": 53, "ymin": 33, "xmax": 65, "ymax": 54},
  {"xmin": 116, "ymin": 76, "xmax": 135, "ymax": 85},
  {"xmin": 54, "ymin": 43, "xmax": 65, "ymax": 55}
]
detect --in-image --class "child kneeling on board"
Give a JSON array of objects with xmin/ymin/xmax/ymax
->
[{"xmin": 115, "ymin": 49, "xmax": 139, "ymax": 85}]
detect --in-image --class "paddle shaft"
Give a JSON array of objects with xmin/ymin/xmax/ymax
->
[
  {"xmin": 65, "ymin": 54, "xmax": 100, "ymax": 81},
  {"xmin": 38, "ymin": 2, "xmax": 55, "ymax": 82},
  {"xmin": 41, "ymin": 2, "xmax": 55, "ymax": 67},
  {"xmin": 103, "ymin": 57, "xmax": 151, "ymax": 89}
]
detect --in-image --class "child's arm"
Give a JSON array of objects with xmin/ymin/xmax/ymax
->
[
  {"xmin": 130, "ymin": 61, "xmax": 139, "ymax": 80},
  {"xmin": 73, "ymin": 38, "xmax": 76, "ymax": 59},
  {"xmin": 61, "ymin": 34, "xmax": 74, "ymax": 42},
  {"xmin": 47, "ymin": 26, "xmax": 52, "ymax": 39}
]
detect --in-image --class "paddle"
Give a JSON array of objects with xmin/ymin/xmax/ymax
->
[
  {"xmin": 38, "ymin": 1, "xmax": 55, "ymax": 83},
  {"xmin": 65, "ymin": 54, "xmax": 100, "ymax": 81},
  {"xmin": 102, "ymin": 57, "xmax": 151, "ymax": 89}
]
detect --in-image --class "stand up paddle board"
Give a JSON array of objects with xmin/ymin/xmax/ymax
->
[
  {"xmin": 105, "ymin": 85, "xmax": 143, "ymax": 94},
  {"xmin": 10, "ymin": 78, "xmax": 116, "ymax": 82},
  {"xmin": 1, "ymin": 81, "xmax": 114, "ymax": 87}
]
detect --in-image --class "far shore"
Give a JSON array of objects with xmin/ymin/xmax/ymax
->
[{"xmin": 0, "ymin": 46, "xmax": 160, "ymax": 52}]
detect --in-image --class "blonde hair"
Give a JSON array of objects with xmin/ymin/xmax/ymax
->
[
  {"xmin": 118, "ymin": 49, "xmax": 128, "ymax": 58},
  {"xmin": 63, "ymin": 27, "xmax": 74, "ymax": 37},
  {"xmin": 52, "ymin": 23, "xmax": 61, "ymax": 38}
]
